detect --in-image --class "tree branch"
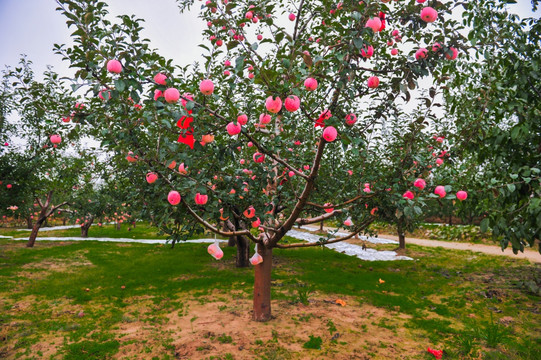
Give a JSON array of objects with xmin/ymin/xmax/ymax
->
[
  {"xmin": 275, "ymin": 218, "xmax": 374, "ymax": 249},
  {"xmin": 181, "ymin": 198, "xmax": 258, "ymax": 241}
]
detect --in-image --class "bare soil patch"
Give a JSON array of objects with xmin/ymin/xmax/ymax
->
[{"xmin": 112, "ymin": 294, "xmax": 431, "ymax": 360}]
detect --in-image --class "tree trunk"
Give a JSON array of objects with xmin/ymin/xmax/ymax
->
[
  {"xmin": 448, "ymin": 215, "xmax": 453, "ymax": 226},
  {"xmin": 81, "ymin": 217, "xmax": 94, "ymax": 238},
  {"xmin": 319, "ymin": 220, "xmax": 324, "ymax": 232},
  {"xmin": 116, "ymin": 222, "xmax": 121, "ymax": 230},
  {"xmin": 27, "ymin": 217, "xmax": 45, "ymax": 248},
  {"xmin": 26, "ymin": 216, "xmax": 33, "ymax": 229},
  {"xmin": 236, "ymin": 235, "xmax": 250, "ymax": 268},
  {"xmin": 253, "ymin": 244, "xmax": 272, "ymax": 322},
  {"xmin": 398, "ymin": 232, "xmax": 406, "ymax": 250},
  {"xmin": 62, "ymin": 218, "xmax": 67, "ymax": 226}
]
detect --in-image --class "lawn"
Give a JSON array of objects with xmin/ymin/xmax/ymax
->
[{"xmin": 0, "ymin": 229, "xmax": 540, "ymax": 359}]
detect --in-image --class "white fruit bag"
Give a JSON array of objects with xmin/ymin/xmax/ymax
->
[
  {"xmin": 250, "ymin": 244, "xmax": 263, "ymax": 265},
  {"xmin": 207, "ymin": 240, "xmax": 223, "ymax": 260}
]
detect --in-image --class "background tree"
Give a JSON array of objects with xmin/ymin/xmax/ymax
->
[
  {"xmin": 447, "ymin": 0, "xmax": 541, "ymax": 253},
  {"xmin": 0, "ymin": 59, "xmax": 90, "ymax": 247}
]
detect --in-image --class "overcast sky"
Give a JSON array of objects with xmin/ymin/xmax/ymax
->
[
  {"xmin": 0, "ymin": 0, "xmax": 205, "ymax": 77},
  {"xmin": 0, "ymin": 0, "xmax": 538, "ymax": 78}
]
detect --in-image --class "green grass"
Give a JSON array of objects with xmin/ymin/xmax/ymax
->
[{"xmin": 0, "ymin": 230, "xmax": 540, "ymax": 359}]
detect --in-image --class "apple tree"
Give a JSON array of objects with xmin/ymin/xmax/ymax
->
[
  {"xmin": 56, "ymin": 0, "xmax": 475, "ymax": 321},
  {"xmin": 445, "ymin": 0, "xmax": 541, "ymax": 253}
]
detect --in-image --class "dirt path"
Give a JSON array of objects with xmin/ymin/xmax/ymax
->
[{"xmin": 302, "ymin": 225, "xmax": 541, "ymax": 263}]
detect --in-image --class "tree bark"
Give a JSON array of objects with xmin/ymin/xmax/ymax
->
[
  {"xmin": 27, "ymin": 217, "xmax": 45, "ymax": 248},
  {"xmin": 398, "ymin": 232, "xmax": 406, "ymax": 250},
  {"xmin": 236, "ymin": 235, "xmax": 250, "ymax": 268},
  {"xmin": 81, "ymin": 217, "xmax": 94, "ymax": 238},
  {"xmin": 116, "ymin": 222, "xmax": 121, "ymax": 230},
  {"xmin": 253, "ymin": 244, "xmax": 272, "ymax": 322},
  {"xmin": 26, "ymin": 216, "xmax": 33, "ymax": 229},
  {"xmin": 62, "ymin": 218, "xmax": 67, "ymax": 226},
  {"xmin": 319, "ymin": 220, "xmax": 324, "ymax": 232}
]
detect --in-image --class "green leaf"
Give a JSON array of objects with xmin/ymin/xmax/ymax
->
[
  {"xmin": 480, "ymin": 218, "xmax": 490, "ymax": 233},
  {"xmin": 114, "ymin": 79, "xmax": 126, "ymax": 92},
  {"xmin": 507, "ymin": 184, "xmax": 516, "ymax": 192}
]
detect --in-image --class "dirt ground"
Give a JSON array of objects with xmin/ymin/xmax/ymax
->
[{"xmin": 113, "ymin": 294, "xmax": 433, "ymax": 360}]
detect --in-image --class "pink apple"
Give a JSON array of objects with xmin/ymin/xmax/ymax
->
[
  {"xmin": 224, "ymin": 59, "xmax": 231, "ymax": 67},
  {"xmin": 456, "ymin": 191, "xmax": 468, "ymax": 201},
  {"xmin": 436, "ymin": 158, "xmax": 444, "ymax": 166},
  {"xmin": 324, "ymin": 203, "xmax": 334, "ymax": 213},
  {"xmin": 446, "ymin": 47, "xmax": 458, "ymax": 60},
  {"xmin": 420, "ymin": 7, "xmax": 438, "ymax": 23},
  {"xmin": 200, "ymin": 79, "xmax": 214, "ymax": 95},
  {"xmin": 146, "ymin": 172, "xmax": 158, "ymax": 184},
  {"xmin": 365, "ymin": 17, "xmax": 382, "ymax": 32},
  {"xmin": 164, "ymin": 88, "xmax": 180, "ymax": 103},
  {"xmin": 392, "ymin": 30, "xmax": 399, "ymax": 37},
  {"xmin": 288, "ymin": 171, "xmax": 295, "ymax": 177},
  {"xmin": 201, "ymin": 134, "xmax": 214, "ymax": 144},
  {"xmin": 237, "ymin": 114, "xmax": 248, "ymax": 125},
  {"xmin": 181, "ymin": 93, "xmax": 194, "ymax": 108},
  {"xmin": 367, "ymin": 76, "xmax": 380, "ymax": 88},
  {"xmin": 126, "ymin": 151, "xmax": 137, "ymax": 163},
  {"xmin": 253, "ymin": 152, "xmax": 265, "ymax": 163},
  {"xmin": 322, "ymin": 126, "xmax": 338, "ymax": 142},
  {"xmin": 391, "ymin": 48, "xmax": 398, "ymax": 56},
  {"xmin": 106, "ymin": 59, "xmax": 122, "ymax": 73},
  {"xmin": 252, "ymin": 217, "xmax": 261, "ymax": 228},
  {"xmin": 168, "ymin": 191, "xmax": 181, "ymax": 205},
  {"xmin": 361, "ymin": 45, "xmax": 374, "ymax": 58},
  {"xmin": 226, "ymin": 122, "xmax": 242, "ymax": 136},
  {"xmin": 403, "ymin": 191, "xmax": 414, "ymax": 200},
  {"xmin": 284, "ymin": 95, "xmax": 300, "ymax": 112},
  {"xmin": 432, "ymin": 42, "xmax": 442, "ymax": 52},
  {"xmin": 195, "ymin": 193, "xmax": 208, "ymax": 205},
  {"xmin": 247, "ymin": 141, "xmax": 253, "ymax": 147},
  {"xmin": 257, "ymin": 34, "xmax": 263, "ymax": 41},
  {"xmin": 216, "ymin": 39, "xmax": 223, "ymax": 47},
  {"xmin": 6, "ymin": 184, "xmax": 12, "ymax": 189},
  {"xmin": 345, "ymin": 113, "xmax": 357, "ymax": 126},
  {"xmin": 154, "ymin": 73, "xmax": 167, "ymax": 85},
  {"xmin": 178, "ymin": 163, "xmax": 188, "ymax": 175},
  {"xmin": 304, "ymin": 77, "xmax": 318, "ymax": 91},
  {"xmin": 415, "ymin": 48, "xmax": 428, "ymax": 60},
  {"xmin": 259, "ymin": 113, "xmax": 272, "ymax": 124},
  {"xmin": 224, "ymin": 70, "xmax": 230, "ymax": 76},
  {"xmin": 434, "ymin": 186, "xmax": 446, "ymax": 198},
  {"xmin": 50, "ymin": 134, "xmax": 62, "ymax": 144},
  {"xmin": 154, "ymin": 89, "xmax": 163, "ymax": 101},
  {"xmin": 265, "ymin": 96, "xmax": 282, "ymax": 113},
  {"xmin": 289, "ymin": 13, "xmax": 296, "ymax": 21},
  {"xmin": 344, "ymin": 218, "xmax": 353, "ymax": 226},
  {"xmin": 245, "ymin": 11, "xmax": 253, "ymax": 19},
  {"xmin": 414, "ymin": 178, "xmax": 426, "ymax": 190},
  {"xmin": 436, "ymin": 136, "xmax": 444, "ymax": 143}
]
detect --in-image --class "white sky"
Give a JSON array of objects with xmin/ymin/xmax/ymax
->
[
  {"xmin": 0, "ymin": 0, "xmax": 205, "ymax": 77},
  {"xmin": 0, "ymin": 0, "xmax": 538, "ymax": 77}
]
